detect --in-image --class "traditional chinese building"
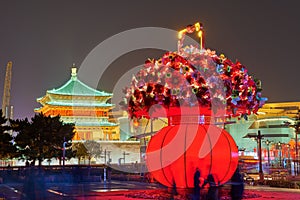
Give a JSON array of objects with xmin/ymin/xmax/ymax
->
[{"xmin": 35, "ymin": 67, "xmax": 120, "ymax": 141}]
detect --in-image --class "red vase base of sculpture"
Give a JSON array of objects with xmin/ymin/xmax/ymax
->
[{"xmin": 146, "ymin": 124, "xmax": 238, "ymax": 188}]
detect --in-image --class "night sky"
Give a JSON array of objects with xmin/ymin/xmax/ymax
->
[{"xmin": 1, "ymin": 0, "xmax": 300, "ymax": 119}]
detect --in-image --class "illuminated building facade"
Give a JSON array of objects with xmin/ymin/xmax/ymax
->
[
  {"xmin": 35, "ymin": 67, "xmax": 120, "ymax": 141},
  {"xmin": 227, "ymin": 102, "xmax": 299, "ymax": 151},
  {"xmin": 225, "ymin": 102, "xmax": 300, "ymax": 174}
]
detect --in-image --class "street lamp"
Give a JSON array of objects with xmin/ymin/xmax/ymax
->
[
  {"xmin": 243, "ymin": 130, "xmax": 264, "ymax": 182},
  {"xmin": 283, "ymin": 118, "xmax": 300, "ymax": 175},
  {"xmin": 123, "ymin": 151, "xmax": 129, "ymax": 164},
  {"xmin": 243, "ymin": 131, "xmax": 289, "ymax": 183},
  {"xmin": 277, "ymin": 141, "xmax": 282, "ymax": 167},
  {"xmin": 264, "ymin": 140, "xmax": 272, "ymax": 166},
  {"xmin": 291, "ymin": 110, "xmax": 300, "ymax": 175},
  {"xmin": 294, "ymin": 117, "xmax": 300, "ymax": 175},
  {"xmin": 63, "ymin": 140, "xmax": 72, "ymax": 168},
  {"xmin": 101, "ymin": 149, "xmax": 111, "ymax": 164},
  {"xmin": 63, "ymin": 141, "xmax": 67, "ymax": 167},
  {"xmin": 286, "ymin": 144, "xmax": 291, "ymax": 173}
]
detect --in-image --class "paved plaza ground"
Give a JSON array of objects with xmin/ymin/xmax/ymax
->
[
  {"xmin": 77, "ymin": 185, "xmax": 300, "ymax": 200},
  {"xmin": 0, "ymin": 180, "xmax": 300, "ymax": 199}
]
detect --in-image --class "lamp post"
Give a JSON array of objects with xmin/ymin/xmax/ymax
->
[
  {"xmin": 294, "ymin": 110, "xmax": 300, "ymax": 175},
  {"xmin": 123, "ymin": 151, "xmax": 129, "ymax": 164},
  {"xmin": 257, "ymin": 131, "xmax": 263, "ymax": 182},
  {"xmin": 63, "ymin": 141, "xmax": 67, "ymax": 167},
  {"xmin": 286, "ymin": 144, "xmax": 291, "ymax": 173},
  {"xmin": 283, "ymin": 119, "xmax": 299, "ymax": 175},
  {"xmin": 243, "ymin": 131, "xmax": 289, "ymax": 183},
  {"xmin": 264, "ymin": 140, "xmax": 272, "ymax": 166},
  {"xmin": 102, "ymin": 149, "xmax": 111, "ymax": 164},
  {"xmin": 277, "ymin": 141, "xmax": 282, "ymax": 167},
  {"xmin": 295, "ymin": 122, "xmax": 299, "ymax": 175},
  {"xmin": 244, "ymin": 130, "xmax": 263, "ymax": 182}
]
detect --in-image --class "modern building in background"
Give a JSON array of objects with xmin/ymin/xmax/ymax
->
[
  {"xmin": 225, "ymin": 102, "xmax": 300, "ymax": 174},
  {"xmin": 227, "ymin": 102, "xmax": 298, "ymax": 155}
]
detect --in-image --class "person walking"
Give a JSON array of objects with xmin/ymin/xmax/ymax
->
[
  {"xmin": 230, "ymin": 168, "xmax": 244, "ymax": 200},
  {"xmin": 203, "ymin": 174, "xmax": 219, "ymax": 200},
  {"xmin": 193, "ymin": 167, "xmax": 201, "ymax": 200}
]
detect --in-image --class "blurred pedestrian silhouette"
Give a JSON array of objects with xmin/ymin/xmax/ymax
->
[
  {"xmin": 170, "ymin": 178, "xmax": 177, "ymax": 200},
  {"xmin": 203, "ymin": 174, "xmax": 219, "ymax": 200},
  {"xmin": 193, "ymin": 167, "xmax": 201, "ymax": 200},
  {"xmin": 230, "ymin": 168, "xmax": 244, "ymax": 200}
]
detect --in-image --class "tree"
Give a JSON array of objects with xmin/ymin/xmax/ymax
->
[
  {"xmin": 72, "ymin": 142, "xmax": 89, "ymax": 164},
  {"xmin": 11, "ymin": 113, "xmax": 75, "ymax": 166},
  {"xmin": 10, "ymin": 117, "xmax": 32, "ymax": 161},
  {"xmin": 84, "ymin": 140, "xmax": 102, "ymax": 165},
  {"xmin": 0, "ymin": 110, "xmax": 16, "ymax": 159}
]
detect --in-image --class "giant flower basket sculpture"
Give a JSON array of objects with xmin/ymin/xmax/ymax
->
[{"xmin": 122, "ymin": 22, "xmax": 267, "ymax": 188}]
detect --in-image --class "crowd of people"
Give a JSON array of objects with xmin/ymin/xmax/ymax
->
[{"xmin": 192, "ymin": 167, "xmax": 244, "ymax": 200}]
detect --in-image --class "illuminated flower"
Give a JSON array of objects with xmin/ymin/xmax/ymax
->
[{"xmin": 122, "ymin": 46, "xmax": 266, "ymax": 119}]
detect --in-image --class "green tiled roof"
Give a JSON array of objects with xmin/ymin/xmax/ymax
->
[
  {"xmin": 74, "ymin": 121, "xmax": 118, "ymax": 127},
  {"xmin": 46, "ymin": 101, "xmax": 113, "ymax": 107},
  {"xmin": 47, "ymin": 70, "xmax": 112, "ymax": 97}
]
